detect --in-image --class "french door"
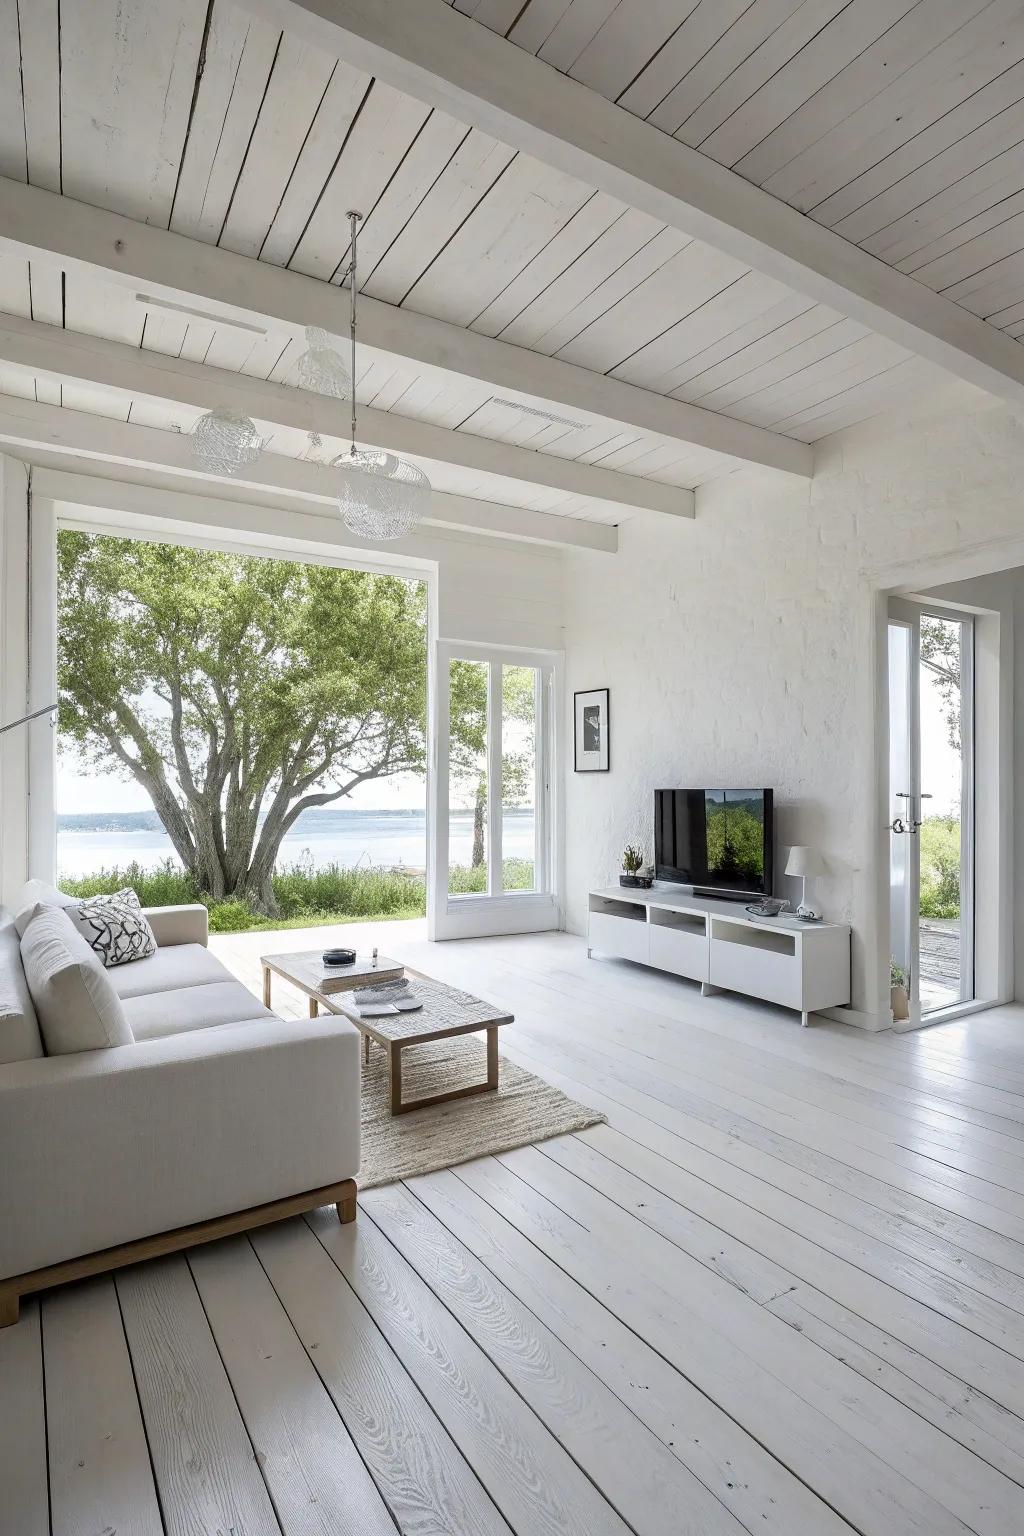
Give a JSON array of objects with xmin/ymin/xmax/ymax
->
[
  {"xmin": 888, "ymin": 601, "xmax": 974, "ymax": 1022},
  {"xmin": 430, "ymin": 641, "xmax": 558, "ymax": 940}
]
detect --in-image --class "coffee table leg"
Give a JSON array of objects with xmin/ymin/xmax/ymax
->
[
  {"xmin": 262, "ymin": 966, "xmax": 271, "ymax": 1008},
  {"xmin": 486, "ymin": 1025, "xmax": 499, "ymax": 1090},
  {"xmin": 363, "ymin": 1034, "xmax": 370, "ymax": 1066},
  {"xmin": 309, "ymin": 996, "xmax": 318, "ymax": 1018},
  {"xmin": 389, "ymin": 1042, "xmax": 403, "ymax": 1115}
]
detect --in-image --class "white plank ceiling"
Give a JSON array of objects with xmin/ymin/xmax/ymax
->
[{"xmin": 1, "ymin": 0, "xmax": 1012, "ymax": 523}]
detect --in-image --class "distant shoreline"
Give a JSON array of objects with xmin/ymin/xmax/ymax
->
[{"xmin": 57, "ymin": 807, "xmax": 450, "ymax": 833}]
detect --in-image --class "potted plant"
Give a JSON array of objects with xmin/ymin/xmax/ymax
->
[
  {"xmin": 620, "ymin": 844, "xmax": 652, "ymax": 889},
  {"xmin": 890, "ymin": 960, "xmax": 910, "ymax": 1022}
]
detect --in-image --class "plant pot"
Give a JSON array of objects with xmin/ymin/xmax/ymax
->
[
  {"xmin": 890, "ymin": 984, "xmax": 910, "ymax": 1022},
  {"xmin": 619, "ymin": 873, "xmax": 653, "ymax": 889}
]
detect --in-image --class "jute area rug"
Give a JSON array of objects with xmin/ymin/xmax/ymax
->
[{"xmin": 358, "ymin": 1034, "xmax": 605, "ymax": 1189}]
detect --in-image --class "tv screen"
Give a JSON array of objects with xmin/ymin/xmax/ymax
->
[{"xmin": 655, "ymin": 789, "xmax": 773, "ymax": 896}]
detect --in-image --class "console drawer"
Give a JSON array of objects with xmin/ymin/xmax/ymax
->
[
  {"xmin": 649, "ymin": 920, "xmax": 708, "ymax": 982},
  {"xmin": 709, "ymin": 920, "xmax": 801, "ymax": 1009},
  {"xmin": 588, "ymin": 910, "xmax": 650, "ymax": 964}
]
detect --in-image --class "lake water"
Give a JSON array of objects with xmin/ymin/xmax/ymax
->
[{"xmin": 56, "ymin": 808, "xmax": 535, "ymax": 878}]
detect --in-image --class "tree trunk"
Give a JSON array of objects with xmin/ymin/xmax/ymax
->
[{"xmin": 472, "ymin": 778, "xmax": 486, "ymax": 868}]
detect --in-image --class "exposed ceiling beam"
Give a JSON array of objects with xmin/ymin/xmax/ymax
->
[
  {"xmin": 260, "ymin": 0, "xmax": 1024, "ymax": 409},
  {"xmin": 0, "ymin": 177, "xmax": 811, "ymax": 480},
  {"xmin": 0, "ymin": 313, "xmax": 685, "ymax": 518},
  {"xmin": 0, "ymin": 396, "xmax": 618, "ymax": 552}
]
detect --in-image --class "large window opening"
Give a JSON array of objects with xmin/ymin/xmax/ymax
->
[{"xmin": 55, "ymin": 529, "xmax": 431, "ymax": 934}]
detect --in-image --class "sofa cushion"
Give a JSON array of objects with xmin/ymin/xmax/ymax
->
[
  {"xmin": 13, "ymin": 879, "xmax": 81, "ymax": 939},
  {"xmin": 20, "ymin": 905, "xmax": 133, "ymax": 1055},
  {"xmin": 0, "ymin": 911, "xmax": 43, "ymax": 1063},
  {"xmin": 67, "ymin": 888, "xmax": 158, "ymax": 968},
  {"xmin": 124, "ymin": 981, "xmax": 273, "ymax": 1041},
  {"xmin": 109, "ymin": 942, "xmax": 232, "ymax": 999}
]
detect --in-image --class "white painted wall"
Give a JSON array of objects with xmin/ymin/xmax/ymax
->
[{"xmin": 562, "ymin": 385, "xmax": 1024, "ymax": 1020}]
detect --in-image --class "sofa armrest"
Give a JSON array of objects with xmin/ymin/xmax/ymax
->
[
  {"xmin": 142, "ymin": 903, "xmax": 209, "ymax": 947},
  {"xmin": 0, "ymin": 1013, "xmax": 361, "ymax": 1280}
]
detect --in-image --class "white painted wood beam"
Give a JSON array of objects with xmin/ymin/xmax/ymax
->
[
  {"xmin": 0, "ymin": 177, "xmax": 811, "ymax": 479},
  {"xmin": 260, "ymin": 0, "xmax": 1024, "ymax": 408},
  {"xmin": 0, "ymin": 396, "xmax": 617, "ymax": 552},
  {"xmin": 0, "ymin": 312, "xmax": 685, "ymax": 519}
]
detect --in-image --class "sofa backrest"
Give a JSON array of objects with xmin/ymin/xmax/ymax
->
[{"xmin": 0, "ymin": 908, "xmax": 44, "ymax": 1063}]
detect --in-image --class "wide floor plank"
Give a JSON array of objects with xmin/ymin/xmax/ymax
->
[
  {"xmin": 116, "ymin": 1255, "xmax": 281, "ymax": 1536},
  {"xmin": 0, "ymin": 1299, "xmax": 50, "ymax": 1536},
  {"xmin": 187, "ymin": 1236, "xmax": 397, "ymax": 1536},
  {"xmin": 43, "ymin": 1276, "xmax": 164, "ymax": 1536},
  {"xmin": 364, "ymin": 1179, "xmax": 784, "ymax": 1536},
  {"xmin": 310, "ymin": 1204, "xmax": 633, "ymax": 1536},
  {"xmin": 251, "ymin": 1215, "xmax": 513, "ymax": 1536}
]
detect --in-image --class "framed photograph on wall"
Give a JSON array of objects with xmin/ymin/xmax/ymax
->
[{"xmin": 574, "ymin": 688, "xmax": 609, "ymax": 772}]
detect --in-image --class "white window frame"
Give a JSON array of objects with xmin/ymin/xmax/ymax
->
[{"xmin": 430, "ymin": 638, "xmax": 561, "ymax": 941}]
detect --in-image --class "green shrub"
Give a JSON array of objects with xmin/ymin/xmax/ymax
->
[
  {"xmin": 60, "ymin": 859, "xmax": 426, "ymax": 933},
  {"xmin": 919, "ymin": 816, "xmax": 961, "ymax": 919},
  {"xmin": 61, "ymin": 860, "xmax": 201, "ymax": 907},
  {"xmin": 60, "ymin": 856, "xmax": 539, "ymax": 932}
]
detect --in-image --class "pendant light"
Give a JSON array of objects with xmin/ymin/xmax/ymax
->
[
  {"xmin": 191, "ymin": 407, "xmax": 262, "ymax": 476},
  {"xmin": 332, "ymin": 210, "xmax": 431, "ymax": 541},
  {"xmin": 296, "ymin": 326, "xmax": 351, "ymax": 399}
]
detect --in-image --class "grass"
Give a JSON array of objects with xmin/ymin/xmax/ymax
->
[
  {"xmin": 60, "ymin": 859, "xmax": 427, "ymax": 934},
  {"xmin": 59, "ymin": 856, "xmax": 536, "ymax": 933},
  {"xmin": 448, "ymin": 857, "xmax": 535, "ymax": 895},
  {"xmin": 918, "ymin": 815, "xmax": 962, "ymax": 920}
]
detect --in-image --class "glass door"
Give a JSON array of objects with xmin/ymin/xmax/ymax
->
[
  {"xmin": 888, "ymin": 601, "xmax": 974, "ymax": 1020},
  {"xmin": 430, "ymin": 642, "xmax": 557, "ymax": 940}
]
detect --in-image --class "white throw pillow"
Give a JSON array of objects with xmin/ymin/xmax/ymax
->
[
  {"xmin": 20, "ymin": 904, "xmax": 134, "ymax": 1055},
  {"xmin": 66, "ymin": 888, "xmax": 157, "ymax": 968},
  {"xmin": 13, "ymin": 878, "xmax": 82, "ymax": 939}
]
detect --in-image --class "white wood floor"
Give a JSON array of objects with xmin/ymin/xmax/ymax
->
[{"xmin": 4, "ymin": 921, "xmax": 1024, "ymax": 1536}]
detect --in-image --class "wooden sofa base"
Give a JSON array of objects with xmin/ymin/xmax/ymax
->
[{"xmin": 0, "ymin": 1176, "xmax": 357, "ymax": 1328}]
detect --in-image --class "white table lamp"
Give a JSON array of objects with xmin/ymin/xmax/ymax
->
[{"xmin": 785, "ymin": 846, "xmax": 826, "ymax": 920}]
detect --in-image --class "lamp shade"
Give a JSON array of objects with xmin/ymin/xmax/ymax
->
[{"xmin": 785, "ymin": 846, "xmax": 826, "ymax": 878}]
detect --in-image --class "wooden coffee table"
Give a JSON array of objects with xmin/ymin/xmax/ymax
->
[{"xmin": 260, "ymin": 949, "xmax": 514, "ymax": 1115}]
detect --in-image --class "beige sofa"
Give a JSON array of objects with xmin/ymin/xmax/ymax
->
[{"xmin": 0, "ymin": 895, "xmax": 360, "ymax": 1325}]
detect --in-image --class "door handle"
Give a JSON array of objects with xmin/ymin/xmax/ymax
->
[{"xmin": 893, "ymin": 791, "xmax": 930, "ymax": 834}]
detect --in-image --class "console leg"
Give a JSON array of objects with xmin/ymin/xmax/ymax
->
[
  {"xmin": 587, "ymin": 946, "xmax": 592, "ymax": 959},
  {"xmin": 701, "ymin": 982, "xmax": 724, "ymax": 998},
  {"xmin": 801, "ymin": 1010, "xmax": 811, "ymax": 1028}
]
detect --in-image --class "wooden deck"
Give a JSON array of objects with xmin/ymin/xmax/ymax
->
[{"xmin": 3, "ymin": 922, "xmax": 1024, "ymax": 1536}]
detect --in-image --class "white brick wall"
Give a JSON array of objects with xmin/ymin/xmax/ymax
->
[{"xmin": 563, "ymin": 385, "xmax": 1024, "ymax": 1017}]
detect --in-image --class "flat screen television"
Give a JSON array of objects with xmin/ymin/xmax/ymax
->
[{"xmin": 654, "ymin": 789, "xmax": 774, "ymax": 899}]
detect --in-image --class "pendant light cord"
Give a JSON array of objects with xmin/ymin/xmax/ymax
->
[{"xmin": 347, "ymin": 210, "xmax": 361, "ymax": 458}]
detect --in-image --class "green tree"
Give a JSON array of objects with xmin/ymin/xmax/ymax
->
[
  {"xmin": 705, "ymin": 802, "xmax": 765, "ymax": 880},
  {"xmin": 920, "ymin": 615, "xmax": 961, "ymax": 752},
  {"xmin": 58, "ymin": 532, "xmax": 428, "ymax": 915}
]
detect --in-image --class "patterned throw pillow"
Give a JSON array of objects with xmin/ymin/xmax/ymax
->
[{"xmin": 66, "ymin": 888, "xmax": 157, "ymax": 968}]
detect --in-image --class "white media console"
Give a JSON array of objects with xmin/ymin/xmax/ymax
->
[{"xmin": 588, "ymin": 886, "xmax": 851, "ymax": 1026}]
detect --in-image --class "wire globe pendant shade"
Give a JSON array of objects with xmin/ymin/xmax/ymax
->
[
  {"xmin": 334, "ymin": 210, "xmax": 430, "ymax": 541},
  {"xmin": 334, "ymin": 447, "xmax": 431, "ymax": 540},
  {"xmin": 191, "ymin": 407, "xmax": 262, "ymax": 476},
  {"xmin": 295, "ymin": 326, "xmax": 351, "ymax": 398}
]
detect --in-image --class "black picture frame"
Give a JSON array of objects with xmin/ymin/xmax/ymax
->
[{"xmin": 574, "ymin": 687, "xmax": 610, "ymax": 772}]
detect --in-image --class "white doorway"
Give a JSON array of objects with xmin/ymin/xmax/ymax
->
[
  {"xmin": 888, "ymin": 599, "xmax": 975, "ymax": 1022},
  {"xmin": 430, "ymin": 640, "xmax": 559, "ymax": 940}
]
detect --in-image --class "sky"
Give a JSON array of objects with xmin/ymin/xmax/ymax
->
[{"xmin": 917, "ymin": 656, "xmax": 963, "ymax": 819}]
